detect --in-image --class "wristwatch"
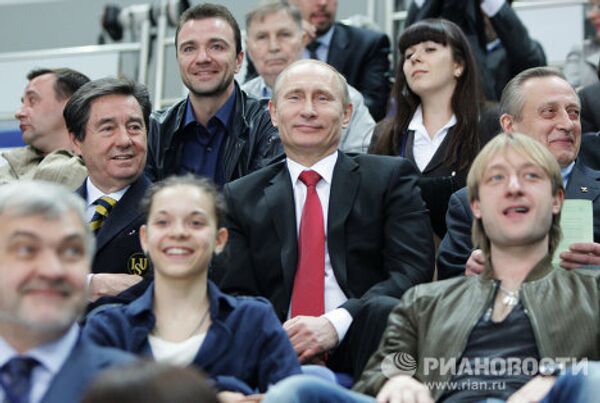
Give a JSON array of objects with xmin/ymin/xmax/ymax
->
[{"xmin": 538, "ymin": 361, "xmax": 564, "ymax": 377}]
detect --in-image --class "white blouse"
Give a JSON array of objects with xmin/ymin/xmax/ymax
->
[{"xmin": 408, "ymin": 105, "xmax": 457, "ymax": 172}]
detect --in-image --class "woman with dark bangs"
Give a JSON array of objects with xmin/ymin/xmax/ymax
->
[{"xmin": 370, "ymin": 19, "xmax": 499, "ymax": 238}]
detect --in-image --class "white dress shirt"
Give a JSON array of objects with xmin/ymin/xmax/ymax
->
[
  {"xmin": 84, "ymin": 178, "xmax": 129, "ymax": 222},
  {"xmin": 0, "ymin": 325, "xmax": 80, "ymax": 403},
  {"xmin": 286, "ymin": 152, "xmax": 353, "ymax": 344},
  {"xmin": 408, "ymin": 105, "xmax": 457, "ymax": 172}
]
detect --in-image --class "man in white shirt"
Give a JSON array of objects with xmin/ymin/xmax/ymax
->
[
  {"xmin": 0, "ymin": 181, "xmax": 134, "ymax": 403},
  {"xmin": 64, "ymin": 78, "xmax": 152, "ymax": 303},
  {"xmin": 217, "ymin": 59, "xmax": 434, "ymax": 379}
]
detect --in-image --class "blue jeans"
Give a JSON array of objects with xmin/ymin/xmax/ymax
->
[
  {"xmin": 262, "ymin": 375, "xmax": 374, "ymax": 403},
  {"xmin": 263, "ymin": 363, "xmax": 600, "ymax": 403},
  {"xmin": 541, "ymin": 362, "xmax": 600, "ymax": 403}
]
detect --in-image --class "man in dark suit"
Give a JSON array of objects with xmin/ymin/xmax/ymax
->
[
  {"xmin": 217, "ymin": 59, "xmax": 434, "ymax": 379},
  {"xmin": 579, "ymin": 82, "xmax": 600, "ymax": 133},
  {"xmin": 0, "ymin": 181, "xmax": 134, "ymax": 403},
  {"xmin": 438, "ymin": 66, "xmax": 600, "ymax": 279},
  {"xmin": 64, "ymin": 78, "xmax": 152, "ymax": 302},
  {"xmin": 288, "ymin": 0, "xmax": 391, "ymax": 121}
]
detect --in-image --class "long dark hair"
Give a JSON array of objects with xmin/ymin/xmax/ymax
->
[{"xmin": 372, "ymin": 18, "xmax": 483, "ymax": 171}]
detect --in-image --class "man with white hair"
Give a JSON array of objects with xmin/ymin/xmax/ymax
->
[{"xmin": 0, "ymin": 181, "xmax": 134, "ymax": 403}]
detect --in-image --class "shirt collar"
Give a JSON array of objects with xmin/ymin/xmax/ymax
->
[
  {"xmin": 561, "ymin": 160, "xmax": 576, "ymax": 188},
  {"xmin": 317, "ymin": 25, "xmax": 335, "ymax": 48},
  {"xmin": 408, "ymin": 105, "xmax": 457, "ymax": 136},
  {"xmin": 261, "ymin": 82, "xmax": 273, "ymax": 98},
  {"xmin": 286, "ymin": 151, "xmax": 338, "ymax": 186},
  {"xmin": 183, "ymin": 90, "xmax": 237, "ymax": 129},
  {"xmin": 85, "ymin": 177, "xmax": 129, "ymax": 207},
  {"xmin": 0, "ymin": 324, "xmax": 79, "ymax": 375},
  {"xmin": 127, "ymin": 280, "xmax": 237, "ymax": 322}
]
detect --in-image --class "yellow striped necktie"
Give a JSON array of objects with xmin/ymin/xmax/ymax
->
[{"xmin": 89, "ymin": 196, "xmax": 117, "ymax": 234}]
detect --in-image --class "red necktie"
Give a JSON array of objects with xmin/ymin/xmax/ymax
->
[{"xmin": 290, "ymin": 170, "xmax": 325, "ymax": 317}]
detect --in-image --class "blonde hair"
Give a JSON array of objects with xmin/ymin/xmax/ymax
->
[{"xmin": 467, "ymin": 132, "xmax": 564, "ymax": 257}]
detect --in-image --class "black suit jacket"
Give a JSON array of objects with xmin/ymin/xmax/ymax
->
[
  {"xmin": 215, "ymin": 152, "xmax": 434, "ymax": 321},
  {"xmin": 40, "ymin": 333, "xmax": 135, "ymax": 403},
  {"xmin": 437, "ymin": 158, "xmax": 600, "ymax": 279},
  {"xmin": 327, "ymin": 22, "xmax": 391, "ymax": 121},
  {"xmin": 580, "ymin": 84, "xmax": 600, "ymax": 134},
  {"xmin": 75, "ymin": 175, "xmax": 151, "ymax": 276},
  {"xmin": 581, "ymin": 133, "xmax": 600, "ymax": 171}
]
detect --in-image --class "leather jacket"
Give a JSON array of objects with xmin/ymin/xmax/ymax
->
[
  {"xmin": 354, "ymin": 256, "xmax": 600, "ymax": 400},
  {"xmin": 145, "ymin": 82, "xmax": 281, "ymax": 183}
]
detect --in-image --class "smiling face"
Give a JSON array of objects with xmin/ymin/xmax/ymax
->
[
  {"xmin": 140, "ymin": 185, "xmax": 227, "ymax": 283},
  {"xmin": 246, "ymin": 10, "xmax": 305, "ymax": 89},
  {"xmin": 15, "ymin": 73, "xmax": 70, "ymax": 154},
  {"xmin": 501, "ymin": 76, "xmax": 581, "ymax": 168},
  {"xmin": 176, "ymin": 17, "xmax": 242, "ymax": 101},
  {"xmin": 402, "ymin": 40, "xmax": 463, "ymax": 99},
  {"xmin": 471, "ymin": 148, "xmax": 563, "ymax": 252},
  {"xmin": 0, "ymin": 211, "xmax": 89, "ymax": 341},
  {"xmin": 269, "ymin": 61, "xmax": 352, "ymax": 166},
  {"xmin": 71, "ymin": 94, "xmax": 147, "ymax": 194}
]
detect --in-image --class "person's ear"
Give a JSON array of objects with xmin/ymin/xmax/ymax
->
[
  {"xmin": 500, "ymin": 113, "xmax": 515, "ymax": 133},
  {"xmin": 341, "ymin": 102, "xmax": 353, "ymax": 128},
  {"xmin": 552, "ymin": 189, "xmax": 565, "ymax": 215},
  {"xmin": 139, "ymin": 224, "xmax": 148, "ymax": 255},
  {"xmin": 470, "ymin": 198, "xmax": 482, "ymax": 219},
  {"xmin": 214, "ymin": 228, "xmax": 228, "ymax": 255},
  {"xmin": 268, "ymin": 100, "xmax": 279, "ymax": 128},
  {"xmin": 70, "ymin": 132, "xmax": 83, "ymax": 156},
  {"xmin": 235, "ymin": 50, "xmax": 244, "ymax": 74}
]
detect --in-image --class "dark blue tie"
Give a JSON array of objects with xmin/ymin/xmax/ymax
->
[
  {"xmin": 0, "ymin": 356, "xmax": 38, "ymax": 403},
  {"xmin": 306, "ymin": 41, "xmax": 320, "ymax": 60}
]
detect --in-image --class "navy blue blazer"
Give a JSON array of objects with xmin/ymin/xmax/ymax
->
[
  {"xmin": 437, "ymin": 159, "xmax": 600, "ymax": 279},
  {"xmin": 75, "ymin": 175, "xmax": 151, "ymax": 277},
  {"xmin": 81, "ymin": 281, "xmax": 301, "ymax": 394},
  {"xmin": 40, "ymin": 333, "xmax": 135, "ymax": 403}
]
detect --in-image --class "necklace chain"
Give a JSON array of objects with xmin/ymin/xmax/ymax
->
[
  {"xmin": 187, "ymin": 306, "xmax": 210, "ymax": 338},
  {"xmin": 152, "ymin": 305, "xmax": 211, "ymax": 339},
  {"xmin": 498, "ymin": 285, "xmax": 519, "ymax": 307}
]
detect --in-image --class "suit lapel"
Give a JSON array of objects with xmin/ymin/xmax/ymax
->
[
  {"xmin": 327, "ymin": 153, "xmax": 360, "ymax": 290},
  {"xmin": 404, "ymin": 130, "xmax": 416, "ymax": 164},
  {"xmin": 75, "ymin": 181, "xmax": 86, "ymax": 199},
  {"xmin": 263, "ymin": 163, "xmax": 298, "ymax": 298},
  {"xmin": 422, "ymin": 127, "xmax": 454, "ymax": 175},
  {"xmin": 41, "ymin": 337, "xmax": 121, "ymax": 403},
  {"xmin": 326, "ymin": 23, "xmax": 349, "ymax": 72},
  {"xmin": 95, "ymin": 175, "xmax": 149, "ymax": 252},
  {"xmin": 565, "ymin": 159, "xmax": 600, "ymax": 202}
]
